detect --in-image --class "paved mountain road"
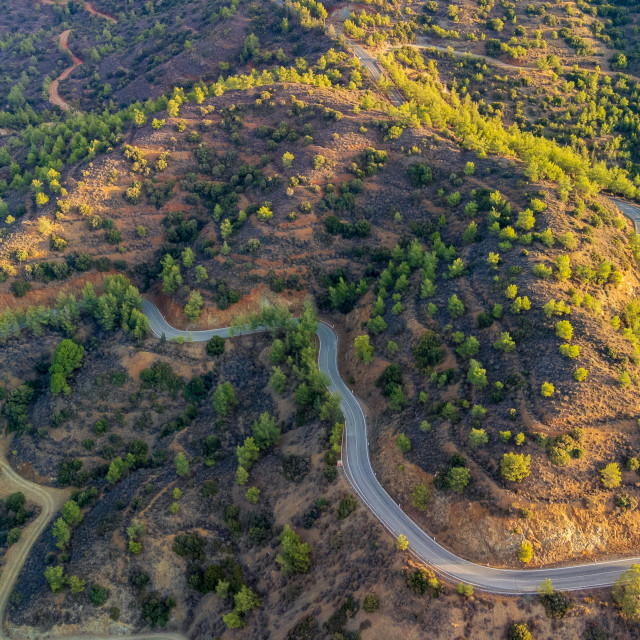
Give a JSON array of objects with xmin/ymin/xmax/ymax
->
[
  {"xmin": 142, "ymin": 300, "xmax": 640, "ymax": 594},
  {"xmin": 611, "ymin": 198, "xmax": 640, "ymax": 231},
  {"xmin": 4, "ymin": 295, "xmax": 640, "ymax": 638},
  {"xmin": 342, "ymin": 34, "xmax": 640, "ymax": 591},
  {"xmin": 351, "ymin": 43, "xmax": 404, "ymax": 106},
  {"xmin": 3, "ymin": 37, "xmax": 640, "ymax": 631}
]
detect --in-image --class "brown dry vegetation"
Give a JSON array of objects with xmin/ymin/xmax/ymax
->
[
  {"xmin": 0, "ymin": 324, "xmax": 636, "ymax": 640},
  {"xmin": 3, "ymin": 59, "xmax": 640, "ymax": 637},
  {"xmin": 5, "ymin": 84, "xmax": 640, "ymax": 571}
]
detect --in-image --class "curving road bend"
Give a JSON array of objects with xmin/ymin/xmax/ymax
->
[
  {"xmin": 48, "ymin": 30, "xmax": 82, "ymax": 112},
  {"xmin": 338, "ymin": 33, "xmax": 640, "ymax": 590},
  {"xmin": 3, "ymin": 296, "xmax": 640, "ymax": 640},
  {"xmin": 2, "ymin": 20, "xmax": 639, "ymax": 638},
  {"xmin": 44, "ymin": 1, "xmax": 117, "ymax": 112},
  {"xmin": 611, "ymin": 198, "xmax": 640, "ymax": 232},
  {"xmin": 0, "ymin": 440, "xmax": 70, "ymax": 639},
  {"xmin": 142, "ymin": 300, "xmax": 640, "ymax": 594}
]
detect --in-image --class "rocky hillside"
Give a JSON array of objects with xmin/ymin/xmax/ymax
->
[{"xmin": 2, "ymin": 83, "xmax": 640, "ymax": 572}]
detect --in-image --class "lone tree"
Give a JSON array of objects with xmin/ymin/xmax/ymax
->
[
  {"xmin": 354, "ymin": 335, "xmax": 374, "ymax": 363},
  {"xmin": 212, "ymin": 381, "xmax": 238, "ymax": 416},
  {"xmin": 501, "ymin": 453, "xmax": 531, "ymax": 482},
  {"xmin": 175, "ymin": 452, "xmax": 189, "ymax": 477},
  {"xmin": 251, "ymin": 412, "xmax": 281, "ymax": 450},
  {"xmin": 411, "ymin": 483, "xmax": 431, "ymax": 511},
  {"xmin": 183, "ymin": 290, "xmax": 203, "ymax": 322},
  {"xmin": 540, "ymin": 381, "xmax": 555, "ymax": 397},
  {"xmin": 601, "ymin": 462, "xmax": 621, "ymax": 489},
  {"xmin": 396, "ymin": 433, "xmax": 411, "ymax": 453},
  {"xmin": 518, "ymin": 540, "xmax": 533, "ymax": 563},
  {"xmin": 270, "ymin": 367, "xmax": 287, "ymax": 394},
  {"xmin": 467, "ymin": 359, "xmax": 488, "ymax": 389},
  {"xmin": 44, "ymin": 566, "xmax": 65, "ymax": 592},
  {"xmin": 62, "ymin": 500, "xmax": 83, "ymax": 527},
  {"xmin": 276, "ymin": 525, "xmax": 312, "ymax": 575},
  {"xmin": 469, "ymin": 428, "xmax": 488, "ymax": 448},
  {"xmin": 236, "ymin": 437, "xmax": 260, "ymax": 469},
  {"xmin": 447, "ymin": 466, "xmax": 470, "ymax": 493},
  {"xmin": 613, "ymin": 564, "xmax": 640, "ymax": 620},
  {"xmin": 396, "ymin": 534, "xmax": 409, "ymax": 551},
  {"xmin": 509, "ymin": 623, "xmax": 533, "ymax": 640},
  {"xmin": 363, "ymin": 593, "xmax": 380, "ymax": 613},
  {"xmin": 493, "ymin": 331, "xmax": 516, "ymax": 353},
  {"xmin": 206, "ymin": 335, "xmax": 225, "ymax": 356},
  {"xmin": 52, "ymin": 517, "xmax": 70, "ymax": 549},
  {"xmin": 50, "ymin": 339, "xmax": 84, "ymax": 395}
]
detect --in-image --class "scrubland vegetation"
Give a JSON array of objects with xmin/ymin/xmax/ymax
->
[{"xmin": 3, "ymin": 0, "xmax": 640, "ymax": 638}]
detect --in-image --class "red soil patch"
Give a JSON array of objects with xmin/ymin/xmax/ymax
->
[
  {"xmin": 0, "ymin": 271, "xmax": 112, "ymax": 312},
  {"xmin": 148, "ymin": 283, "xmax": 309, "ymax": 330}
]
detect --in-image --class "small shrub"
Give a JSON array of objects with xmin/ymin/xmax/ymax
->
[
  {"xmin": 540, "ymin": 381, "xmax": 555, "ymax": 397},
  {"xmin": 10, "ymin": 281, "xmax": 31, "ymax": 297},
  {"xmin": 601, "ymin": 463, "xmax": 621, "ymax": 489},
  {"xmin": 363, "ymin": 593, "xmax": 380, "ymax": 613},
  {"xmin": 90, "ymin": 584, "xmax": 110, "ymax": 606},
  {"xmin": 338, "ymin": 495, "xmax": 357, "ymax": 519},
  {"xmin": 396, "ymin": 433, "xmax": 411, "ymax": 453}
]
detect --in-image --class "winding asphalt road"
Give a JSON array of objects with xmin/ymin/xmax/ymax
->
[
  {"xmin": 4, "ymin": 292, "xmax": 640, "ymax": 638},
  {"xmin": 341, "ymin": 33, "xmax": 640, "ymax": 592},
  {"xmin": 2, "ymin": 25, "xmax": 640, "ymax": 637},
  {"xmin": 143, "ymin": 300, "xmax": 640, "ymax": 594},
  {"xmin": 611, "ymin": 198, "xmax": 640, "ymax": 231}
]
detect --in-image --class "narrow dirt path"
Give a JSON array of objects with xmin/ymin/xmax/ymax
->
[
  {"xmin": 44, "ymin": 0, "xmax": 117, "ymax": 112},
  {"xmin": 386, "ymin": 38, "xmax": 640, "ymax": 84},
  {"xmin": 0, "ymin": 434, "xmax": 186, "ymax": 640},
  {"xmin": 48, "ymin": 29, "xmax": 82, "ymax": 112},
  {"xmin": 38, "ymin": 0, "xmax": 117, "ymax": 22},
  {"xmin": 83, "ymin": 1, "xmax": 117, "ymax": 22},
  {"xmin": 0, "ymin": 436, "xmax": 70, "ymax": 640}
]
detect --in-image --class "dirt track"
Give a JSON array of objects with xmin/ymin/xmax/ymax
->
[
  {"xmin": 386, "ymin": 38, "xmax": 640, "ymax": 84},
  {"xmin": 0, "ymin": 437, "xmax": 70, "ymax": 640},
  {"xmin": 0, "ymin": 432, "xmax": 188, "ymax": 639},
  {"xmin": 44, "ymin": 0, "xmax": 117, "ymax": 112},
  {"xmin": 83, "ymin": 1, "xmax": 117, "ymax": 22},
  {"xmin": 38, "ymin": 0, "xmax": 117, "ymax": 22},
  {"xmin": 48, "ymin": 30, "xmax": 82, "ymax": 112},
  {"xmin": 0, "ymin": 433, "xmax": 187, "ymax": 639}
]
